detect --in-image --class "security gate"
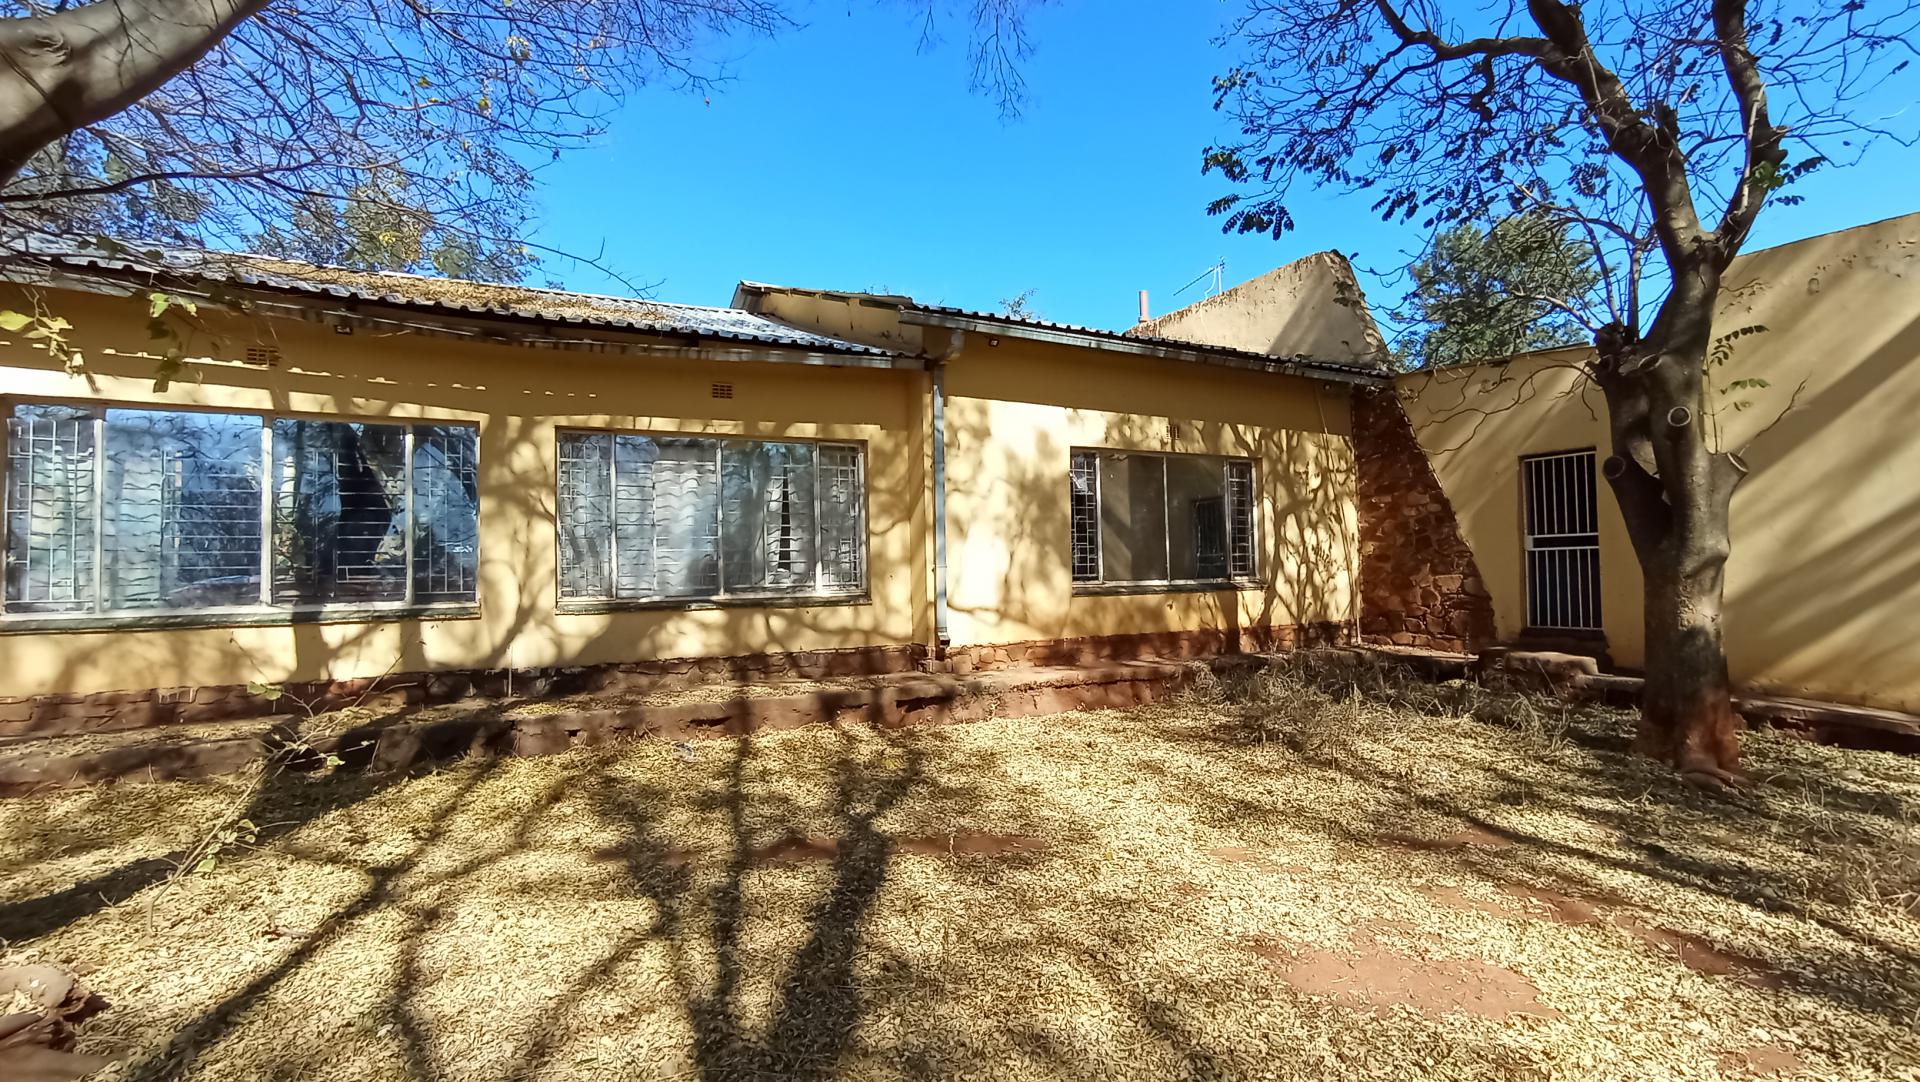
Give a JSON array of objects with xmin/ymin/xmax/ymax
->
[{"xmin": 1522, "ymin": 450, "xmax": 1602, "ymax": 631}]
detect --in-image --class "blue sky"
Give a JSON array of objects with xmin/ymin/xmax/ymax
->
[{"xmin": 533, "ymin": 1, "xmax": 1919, "ymax": 334}]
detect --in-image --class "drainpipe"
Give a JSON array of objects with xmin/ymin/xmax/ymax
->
[{"xmin": 930, "ymin": 332, "xmax": 963, "ymax": 655}]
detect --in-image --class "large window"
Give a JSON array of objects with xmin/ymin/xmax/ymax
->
[
  {"xmin": 3, "ymin": 403, "xmax": 478, "ymax": 619},
  {"xmin": 1070, "ymin": 449, "xmax": 1256, "ymax": 587},
  {"xmin": 556, "ymin": 432, "xmax": 865, "ymax": 604}
]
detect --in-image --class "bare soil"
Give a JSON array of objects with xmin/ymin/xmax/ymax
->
[{"xmin": 2, "ymin": 659, "xmax": 1917, "ymax": 1081}]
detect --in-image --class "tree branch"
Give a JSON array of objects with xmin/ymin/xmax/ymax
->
[
  {"xmin": 0, "ymin": 0, "xmax": 269, "ymax": 184},
  {"xmin": 1711, "ymin": 0, "xmax": 1788, "ymax": 258},
  {"xmin": 1372, "ymin": 0, "xmax": 1548, "ymax": 63},
  {"xmin": 1520, "ymin": 0, "xmax": 1707, "ymax": 271}
]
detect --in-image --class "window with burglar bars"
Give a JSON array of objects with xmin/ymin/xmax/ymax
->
[
  {"xmin": 1522, "ymin": 449, "xmax": 1602, "ymax": 631},
  {"xmin": 3, "ymin": 403, "xmax": 479, "ymax": 619},
  {"xmin": 1069, "ymin": 449, "xmax": 1256, "ymax": 586},
  {"xmin": 556, "ymin": 431, "xmax": 865, "ymax": 603}
]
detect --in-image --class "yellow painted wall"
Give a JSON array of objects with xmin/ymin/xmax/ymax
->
[
  {"xmin": 0, "ymin": 288, "xmax": 929, "ymax": 698},
  {"xmin": 1400, "ymin": 212, "xmax": 1920, "ymax": 712},
  {"xmin": 940, "ymin": 336, "xmax": 1358, "ymax": 647}
]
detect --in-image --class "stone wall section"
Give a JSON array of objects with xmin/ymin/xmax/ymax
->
[{"xmin": 1351, "ymin": 387, "xmax": 1497, "ymax": 652}]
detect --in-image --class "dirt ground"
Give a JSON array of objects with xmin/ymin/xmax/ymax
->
[{"xmin": 2, "ymin": 659, "xmax": 1918, "ymax": 1081}]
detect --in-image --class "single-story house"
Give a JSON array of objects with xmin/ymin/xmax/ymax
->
[
  {"xmin": 6, "ymin": 211, "xmax": 1914, "ymax": 733},
  {"xmin": 0, "ymin": 241, "xmax": 1385, "ymax": 728}
]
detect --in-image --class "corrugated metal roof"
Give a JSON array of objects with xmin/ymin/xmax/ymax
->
[
  {"xmin": 908, "ymin": 301, "xmax": 1385, "ymax": 379},
  {"xmin": 731, "ymin": 280, "xmax": 1385, "ymax": 383},
  {"xmin": 6, "ymin": 237, "xmax": 895, "ymax": 358}
]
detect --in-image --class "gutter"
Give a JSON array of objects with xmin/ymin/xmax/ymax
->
[
  {"xmin": 929, "ymin": 332, "xmax": 963, "ymax": 653},
  {"xmin": 899, "ymin": 309, "xmax": 1387, "ymax": 387}
]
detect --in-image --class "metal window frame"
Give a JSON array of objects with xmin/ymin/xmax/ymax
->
[
  {"xmin": 0, "ymin": 396, "xmax": 480, "ymax": 628},
  {"xmin": 1224, "ymin": 458, "xmax": 1258, "ymax": 580},
  {"xmin": 815, "ymin": 442, "xmax": 867, "ymax": 591},
  {"xmin": 551, "ymin": 427, "xmax": 871, "ymax": 609},
  {"xmin": 2, "ymin": 405, "xmax": 98, "ymax": 610},
  {"xmin": 1068, "ymin": 445, "xmax": 1262, "ymax": 591},
  {"xmin": 1069, "ymin": 450, "xmax": 1102, "ymax": 583},
  {"xmin": 1520, "ymin": 448, "xmax": 1603, "ymax": 632}
]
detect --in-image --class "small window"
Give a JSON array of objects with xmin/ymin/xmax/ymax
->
[
  {"xmin": 3, "ymin": 403, "xmax": 478, "ymax": 619},
  {"xmin": 1069, "ymin": 449, "xmax": 1256, "ymax": 587},
  {"xmin": 1522, "ymin": 450, "xmax": 1601, "ymax": 631},
  {"xmin": 556, "ymin": 432, "xmax": 865, "ymax": 604}
]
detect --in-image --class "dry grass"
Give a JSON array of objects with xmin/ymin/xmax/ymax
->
[{"xmin": 3, "ymin": 654, "xmax": 1919, "ymax": 1081}]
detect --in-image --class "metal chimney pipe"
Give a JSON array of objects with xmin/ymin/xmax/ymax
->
[{"xmin": 1137, "ymin": 290, "xmax": 1150, "ymax": 324}]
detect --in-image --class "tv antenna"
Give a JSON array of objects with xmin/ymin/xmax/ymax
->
[{"xmin": 1172, "ymin": 260, "xmax": 1226, "ymax": 301}]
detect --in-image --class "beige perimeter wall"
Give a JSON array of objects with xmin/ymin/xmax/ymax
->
[{"xmin": 1401, "ymin": 212, "xmax": 1920, "ymax": 712}]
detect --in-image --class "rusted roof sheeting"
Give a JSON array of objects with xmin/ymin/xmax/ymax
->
[{"xmin": 7, "ymin": 239, "xmax": 896, "ymax": 359}]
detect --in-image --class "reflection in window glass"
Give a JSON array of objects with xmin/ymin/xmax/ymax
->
[
  {"xmin": 651, "ymin": 439, "xmax": 722, "ymax": 597},
  {"xmin": 555, "ymin": 432, "xmax": 865, "ymax": 603},
  {"xmin": 4, "ymin": 405, "xmax": 96, "ymax": 612},
  {"xmin": 1071, "ymin": 450, "xmax": 1257, "ymax": 586},
  {"xmin": 5, "ymin": 405, "xmax": 478, "ymax": 617},
  {"xmin": 611, "ymin": 435, "xmax": 659, "ymax": 597},
  {"xmin": 1069, "ymin": 452, "xmax": 1100, "ymax": 583},
  {"xmin": 1226, "ymin": 461, "xmax": 1256, "ymax": 579},
  {"xmin": 723, "ymin": 441, "xmax": 816, "ymax": 591},
  {"xmin": 271, "ymin": 419, "xmax": 410, "ymax": 605},
  {"xmin": 412, "ymin": 426, "xmax": 480, "ymax": 602},
  {"xmin": 104, "ymin": 408, "xmax": 262, "ymax": 609},
  {"xmin": 1098, "ymin": 453, "xmax": 1169, "ymax": 582},
  {"xmin": 557, "ymin": 431, "xmax": 613, "ymax": 599},
  {"xmin": 1166, "ymin": 455, "xmax": 1228, "ymax": 581},
  {"xmin": 817, "ymin": 445, "xmax": 865, "ymax": 589}
]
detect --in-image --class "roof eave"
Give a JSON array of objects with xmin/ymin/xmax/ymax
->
[
  {"xmin": 897, "ymin": 309, "xmax": 1386, "ymax": 386},
  {"xmin": 11, "ymin": 261, "xmax": 908, "ymax": 369}
]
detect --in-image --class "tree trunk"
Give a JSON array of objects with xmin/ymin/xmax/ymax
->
[
  {"xmin": 1634, "ymin": 511, "xmax": 1742, "ymax": 785},
  {"xmin": 1595, "ymin": 295, "xmax": 1748, "ymax": 788}
]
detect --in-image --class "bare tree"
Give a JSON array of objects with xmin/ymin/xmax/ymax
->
[
  {"xmin": 1207, "ymin": 0, "xmax": 1919, "ymax": 787},
  {"xmin": 0, "ymin": 0, "xmax": 1045, "ymax": 278}
]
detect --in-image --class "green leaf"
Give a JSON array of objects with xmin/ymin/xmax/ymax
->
[
  {"xmin": 194, "ymin": 855, "xmax": 219, "ymax": 875},
  {"xmin": 149, "ymin": 292, "xmax": 196, "ymax": 318},
  {"xmin": 0, "ymin": 310, "xmax": 33, "ymax": 332}
]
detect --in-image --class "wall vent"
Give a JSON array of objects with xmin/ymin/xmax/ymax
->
[
  {"xmin": 711, "ymin": 381, "xmax": 734, "ymax": 400},
  {"xmin": 245, "ymin": 345, "xmax": 282, "ymax": 367}
]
